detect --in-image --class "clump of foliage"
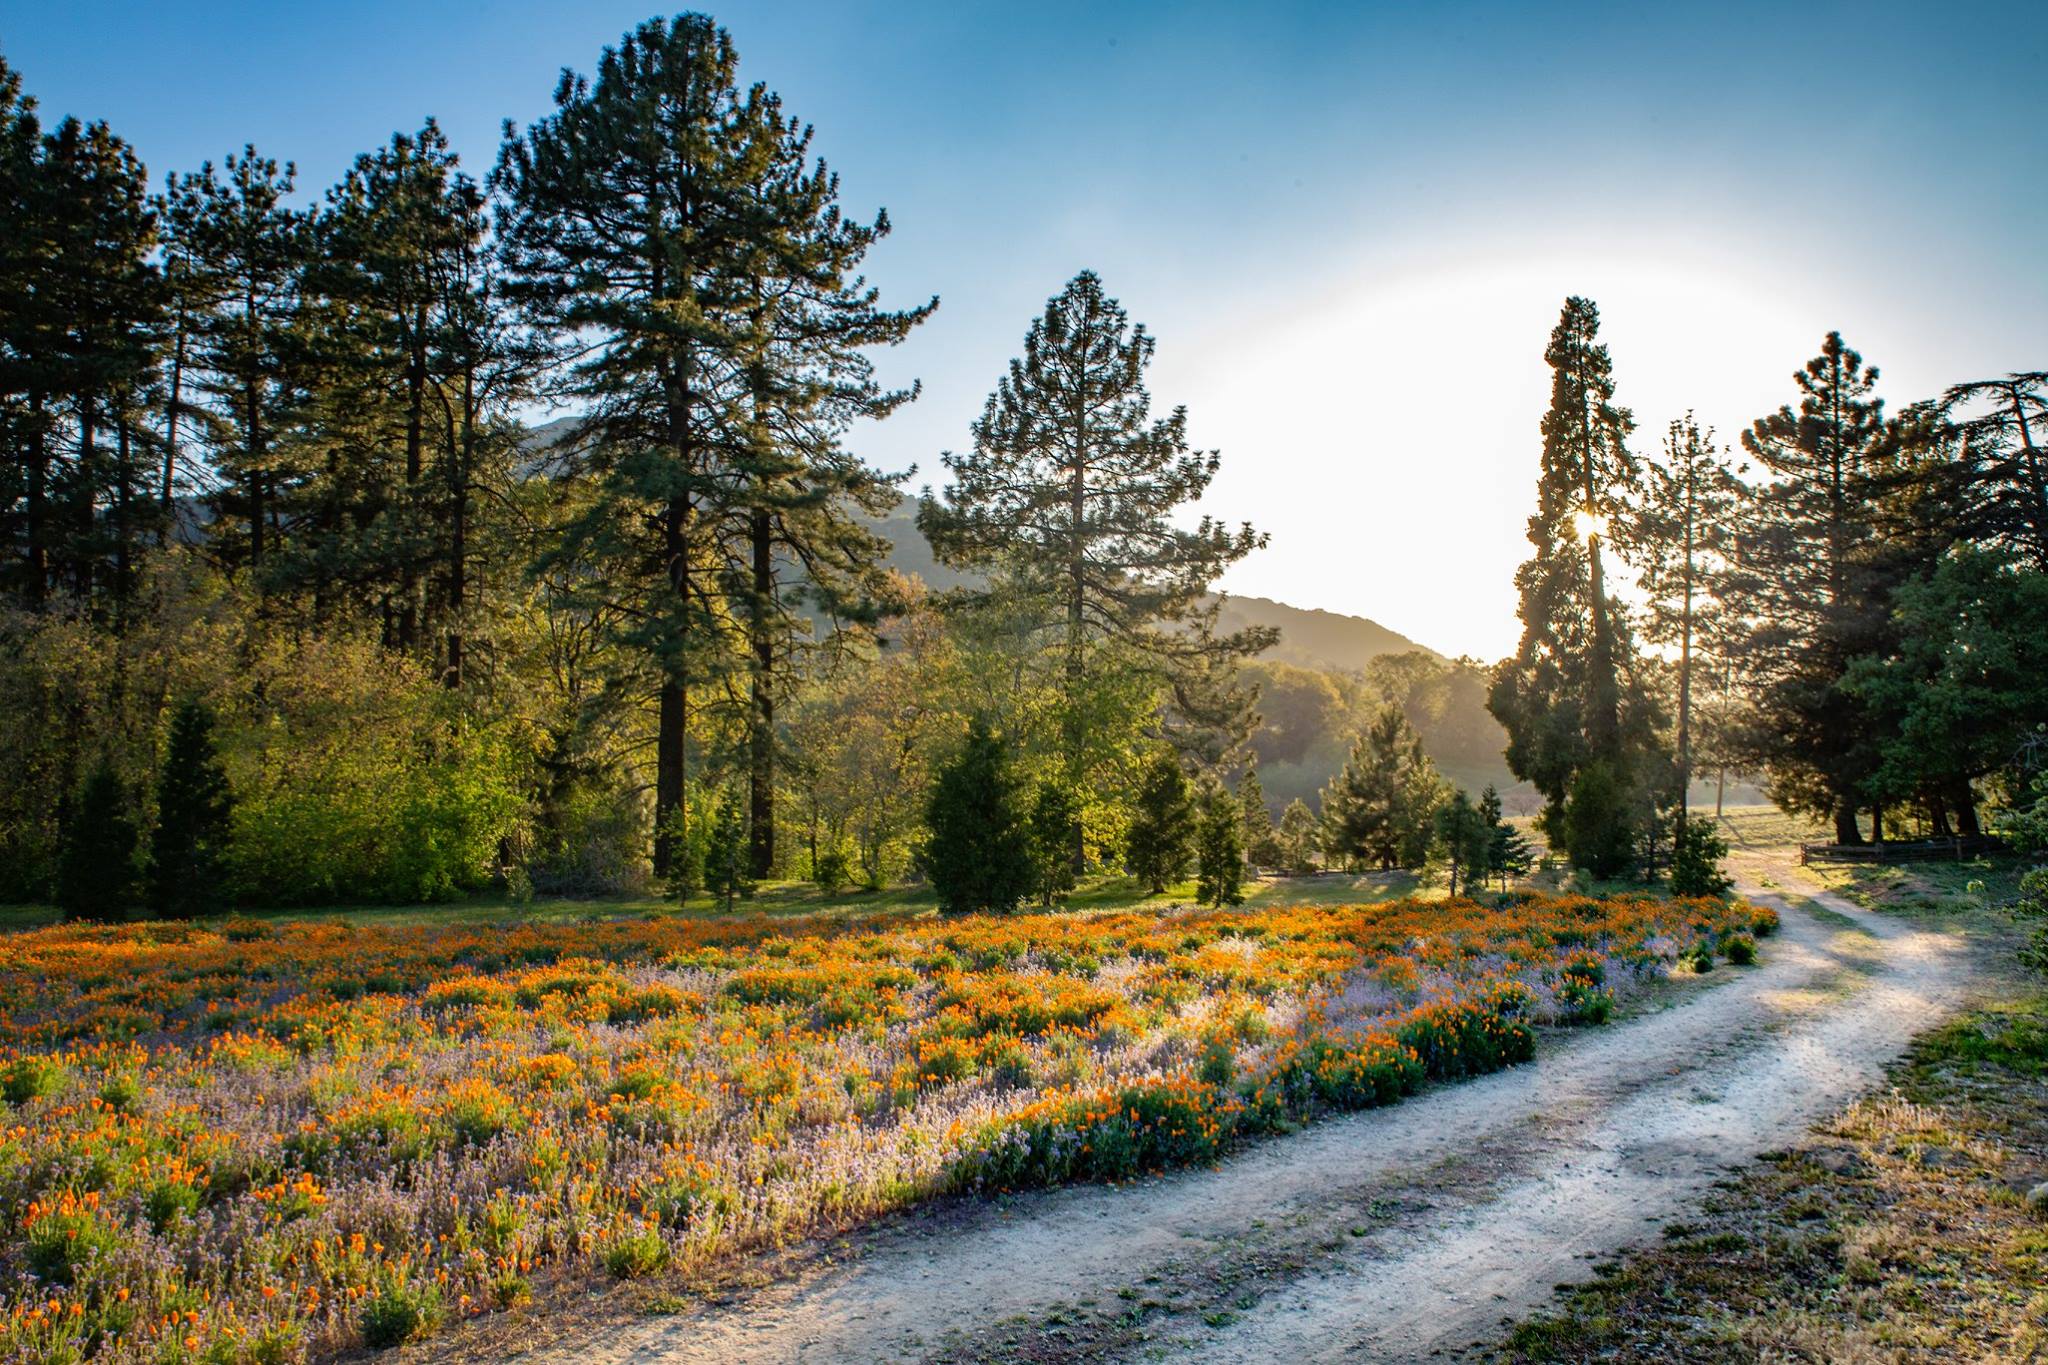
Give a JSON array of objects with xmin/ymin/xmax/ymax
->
[
  {"xmin": 1025, "ymin": 778, "xmax": 1081, "ymax": 907},
  {"xmin": 1670, "ymin": 817, "xmax": 1732, "ymax": 896}
]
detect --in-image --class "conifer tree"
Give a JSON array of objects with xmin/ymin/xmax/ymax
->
[
  {"xmin": 1478, "ymin": 784, "xmax": 1534, "ymax": 891},
  {"xmin": 1940, "ymin": 371, "xmax": 2048, "ymax": 571},
  {"xmin": 162, "ymin": 148, "xmax": 307, "ymax": 578},
  {"xmin": 1024, "ymin": 777, "xmax": 1082, "ymax": 907},
  {"xmin": 1320, "ymin": 704, "xmax": 1447, "ymax": 871},
  {"xmin": 1632, "ymin": 413, "xmax": 1742, "ymax": 845},
  {"xmin": 702, "ymin": 787, "xmax": 753, "ymax": 910},
  {"xmin": 148, "ymin": 699, "xmax": 233, "ymax": 919},
  {"xmin": 923, "ymin": 718, "xmax": 1033, "ymax": 914},
  {"xmin": 1276, "ymin": 798, "xmax": 1321, "ymax": 876},
  {"xmin": 1489, "ymin": 296, "xmax": 1657, "ymax": 872},
  {"xmin": 1195, "ymin": 778, "xmax": 1246, "ymax": 907},
  {"xmin": 1126, "ymin": 750, "xmax": 1196, "ymax": 894},
  {"xmin": 1732, "ymin": 332, "xmax": 1893, "ymax": 843},
  {"xmin": 724, "ymin": 105, "xmax": 934, "ymax": 878},
  {"xmin": 920, "ymin": 271, "xmax": 1272, "ymax": 863},
  {"xmin": 1430, "ymin": 789, "xmax": 1490, "ymax": 899},
  {"xmin": 58, "ymin": 760, "xmax": 137, "ymax": 921},
  {"xmin": 1236, "ymin": 766, "xmax": 1280, "ymax": 868}
]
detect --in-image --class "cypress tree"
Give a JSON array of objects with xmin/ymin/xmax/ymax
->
[
  {"xmin": 148, "ymin": 699, "xmax": 234, "ymax": 918},
  {"xmin": 1489, "ymin": 296, "xmax": 1657, "ymax": 871},
  {"xmin": 920, "ymin": 271, "xmax": 1272, "ymax": 863},
  {"xmin": 57, "ymin": 760, "xmax": 138, "ymax": 921},
  {"xmin": 1126, "ymin": 750, "xmax": 1196, "ymax": 894},
  {"xmin": 923, "ymin": 719, "xmax": 1033, "ymax": 915}
]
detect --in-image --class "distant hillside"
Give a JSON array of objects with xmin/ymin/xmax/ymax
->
[{"xmin": 1214, "ymin": 595, "xmax": 1435, "ymax": 674}]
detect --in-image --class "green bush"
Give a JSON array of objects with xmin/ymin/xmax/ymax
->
[
  {"xmin": 3, "ymin": 1055, "xmax": 66, "ymax": 1105},
  {"xmin": 1724, "ymin": 933, "xmax": 1757, "ymax": 965},
  {"xmin": 603, "ymin": 1228, "xmax": 671, "ymax": 1279},
  {"xmin": 229, "ymin": 726, "xmax": 522, "ymax": 905},
  {"xmin": 359, "ymin": 1278, "xmax": 443, "ymax": 1350}
]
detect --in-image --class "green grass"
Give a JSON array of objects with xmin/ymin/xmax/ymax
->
[{"xmin": 0, "ymin": 867, "xmax": 1424, "ymax": 935}]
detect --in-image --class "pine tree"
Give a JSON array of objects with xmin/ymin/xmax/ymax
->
[
  {"xmin": 1940, "ymin": 371, "xmax": 2048, "ymax": 570},
  {"xmin": 1126, "ymin": 750, "xmax": 1196, "ymax": 894},
  {"xmin": 1025, "ymin": 777, "xmax": 1081, "ymax": 907},
  {"xmin": 1631, "ymin": 413, "xmax": 1742, "ymax": 854},
  {"xmin": 920, "ymin": 271, "xmax": 1272, "ymax": 864},
  {"xmin": 496, "ymin": 16, "xmax": 781, "ymax": 879},
  {"xmin": 923, "ymin": 719, "xmax": 1034, "ymax": 914},
  {"xmin": 1489, "ymin": 296, "xmax": 1659, "ymax": 872},
  {"xmin": 1237, "ymin": 767, "xmax": 1280, "ymax": 868},
  {"xmin": 1430, "ymin": 789, "xmax": 1490, "ymax": 899},
  {"xmin": 1669, "ymin": 817, "xmax": 1732, "ymax": 897},
  {"xmin": 57, "ymin": 760, "xmax": 137, "ymax": 921},
  {"xmin": 148, "ymin": 699, "xmax": 233, "ymax": 919},
  {"xmin": 1195, "ymin": 779, "xmax": 1246, "ymax": 907},
  {"xmin": 162, "ymin": 148, "xmax": 307, "ymax": 578},
  {"xmin": 1319, "ymin": 704, "xmax": 1447, "ymax": 871},
  {"xmin": 725, "ymin": 104, "xmax": 934, "ymax": 879},
  {"xmin": 1732, "ymin": 332, "xmax": 1893, "ymax": 844}
]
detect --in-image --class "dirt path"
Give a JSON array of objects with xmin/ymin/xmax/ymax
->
[{"xmin": 516, "ymin": 857, "xmax": 1975, "ymax": 1364}]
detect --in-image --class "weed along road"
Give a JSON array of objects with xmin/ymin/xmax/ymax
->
[{"xmin": 525, "ymin": 862, "xmax": 1970, "ymax": 1364}]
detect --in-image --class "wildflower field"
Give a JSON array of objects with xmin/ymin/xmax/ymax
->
[{"xmin": 0, "ymin": 892, "xmax": 1772, "ymax": 1363}]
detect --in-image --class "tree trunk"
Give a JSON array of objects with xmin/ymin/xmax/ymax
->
[
  {"xmin": 444, "ymin": 364, "xmax": 473, "ymax": 689},
  {"xmin": 747, "ymin": 509, "xmax": 775, "ymax": 880},
  {"xmin": 1832, "ymin": 798, "xmax": 1862, "ymax": 846},
  {"xmin": 1949, "ymin": 779, "xmax": 1981, "ymax": 838},
  {"xmin": 161, "ymin": 302, "xmax": 186, "ymax": 537},
  {"xmin": 25, "ymin": 395, "xmax": 47, "ymax": 605}
]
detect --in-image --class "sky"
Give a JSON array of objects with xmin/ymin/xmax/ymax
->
[{"xmin": 4, "ymin": 0, "xmax": 2044, "ymax": 658}]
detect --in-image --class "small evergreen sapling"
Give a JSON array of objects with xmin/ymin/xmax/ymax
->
[
  {"xmin": 1195, "ymin": 780, "xmax": 1246, "ymax": 907},
  {"xmin": 1430, "ymin": 789, "xmax": 1491, "ymax": 899},
  {"xmin": 1276, "ymin": 798, "xmax": 1321, "ymax": 875},
  {"xmin": 149, "ymin": 699, "xmax": 234, "ymax": 919},
  {"xmin": 58, "ymin": 761, "xmax": 139, "ymax": 922},
  {"xmin": 703, "ymin": 789, "xmax": 754, "ymax": 910},
  {"xmin": 923, "ymin": 719, "xmax": 1034, "ymax": 915},
  {"xmin": 1126, "ymin": 751, "xmax": 1196, "ymax": 895},
  {"xmin": 1481, "ymin": 785, "xmax": 1535, "ymax": 891},
  {"xmin": 1237, "ymin": 767, "xmax": 1280, "ymax": 869},
  {"xmin": 1025, "ymin": 778, "xmax": 1081, "ymax": 907},
  {"xmin": 1670, "ymin": 816, "xmax": 1733, "ymax": 897}
]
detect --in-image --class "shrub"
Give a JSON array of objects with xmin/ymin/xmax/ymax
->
[
  {"xmin": 57, "ymin": 762, "xmax": 138, "ymax": 921},
  {"xmin": 1724, "ymin": 933, "xmax": 1757, "ymax": 966},
  {"xmin": 603, "ymin": 1228, "xmax": 671, "ymax": 1279},
  {"xmin": 359, "ymin": 1278, "xmax": 443, "ymax": 1350},
  {"xmin": 1670, "ymin": 818, "xmax": 1733, "ymax": 897},
  {"xmin": 3, "ymin": 1055, "xmax": 66, "ymax": 1105},
  {"xmin": 148, "ymin": 698, "xmax": 235, "ymax": 920}
]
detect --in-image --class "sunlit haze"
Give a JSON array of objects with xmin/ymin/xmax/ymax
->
[{"xmin": 9, "ymin": 0, "xmax": 2042, "ymax": 658}]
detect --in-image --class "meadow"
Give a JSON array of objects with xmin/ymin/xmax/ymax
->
[{"xmin": 0, "ymin": 891, "xmax": 1772, "ymax": 1363}]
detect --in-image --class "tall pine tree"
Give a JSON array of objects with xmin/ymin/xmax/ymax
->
[
  {"xmin": 920, "ymin": 271, "xmax": 1271, "ymax": 864},
  {"xmin": 1732, "ymin": 332, "xmax": 1892, "ymax": 844}
]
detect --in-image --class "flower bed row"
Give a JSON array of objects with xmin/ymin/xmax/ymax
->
[{"xmin": 0, "ymin": 892, "xmax": 1773, "ymax": 1362}]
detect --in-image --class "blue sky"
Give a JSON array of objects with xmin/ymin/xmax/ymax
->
[{"xmin": 5, "ymin": 1, "xmax": 2044, "ymax": 657}]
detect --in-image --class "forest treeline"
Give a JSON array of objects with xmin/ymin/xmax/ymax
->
[
  {"xmin": 3, "ymin": 15, "xmax": 2042, "ymax": 917},
  {"xmin": 1489, "ymin": 297, "xmax": 2048, "ymax": 880}
]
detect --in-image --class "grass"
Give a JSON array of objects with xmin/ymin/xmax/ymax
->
[{"xmin": 0, "ymin": 867, "xmax": 1424, "ymax": 935}]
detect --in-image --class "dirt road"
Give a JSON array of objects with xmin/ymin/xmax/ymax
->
[{"xmin": 520, "ymin": 858, "xmax": 1973, "ymax": 1364}]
